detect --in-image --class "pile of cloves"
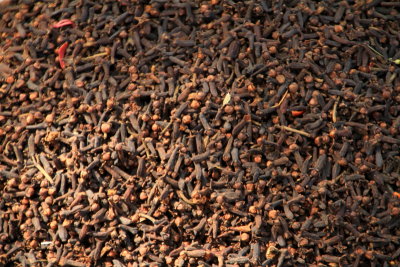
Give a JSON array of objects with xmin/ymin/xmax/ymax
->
[{"xmin": 1, "ymin": 0, "xmax": 400, "ymax": 266}]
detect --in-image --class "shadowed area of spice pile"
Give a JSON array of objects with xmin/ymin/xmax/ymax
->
[{"xmin": 1, "ymin": 0, "xmax": 400, "ymax": 266}]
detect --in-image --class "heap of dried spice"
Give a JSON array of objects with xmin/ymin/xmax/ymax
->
[{"xmin": 1, "ymin": 0, "xmax": 400, "ymax": 266}]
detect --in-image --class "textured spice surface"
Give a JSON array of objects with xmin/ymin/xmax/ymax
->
[{"xmin": 1, "ymin": 0, "xmax": 400, "ymax": 266}]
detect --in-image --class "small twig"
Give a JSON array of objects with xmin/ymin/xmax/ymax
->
[
  {"xmin": 172, "ymin": 85, "xmax": 180, "ymax": 102},
  {"xmin": 160, "ymin": 120, "xmax": 173, "ymax": 135},
  {"xmin": 31, "ymin": 156, "xmax": 54, "ymax": 184},
  {"xmin": 332, "ymin": 97, "xmax": 340, "ymax": 123},
  {"xmin": 276, "ymin": 125, "xmax": 311, "ymax": 137},
  {"xmin": 366, "ymin": 44, "xmax": 384, "ymax": 58},
  {"xmin": 138, "ymin": 213, "xmax": 156, "ymax": 224},
  {"xmin": 272, "ymin": 90, "xmax": 289, "ymax": 108},
  {"xmin": 142, "ymin": 142, "xmax": 151, "ymax": 158},
  {"xmin": 366, "ymin": 44, "xmax": 400, "ymax": 65},
  {"xmin": 81, "ymin": 52, "xmax": 108, "ymax": 61}
]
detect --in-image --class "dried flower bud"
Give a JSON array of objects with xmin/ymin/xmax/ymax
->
[{"xmin": 101, "ymin": 122, "xmax": 112, "ymax": 133}]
